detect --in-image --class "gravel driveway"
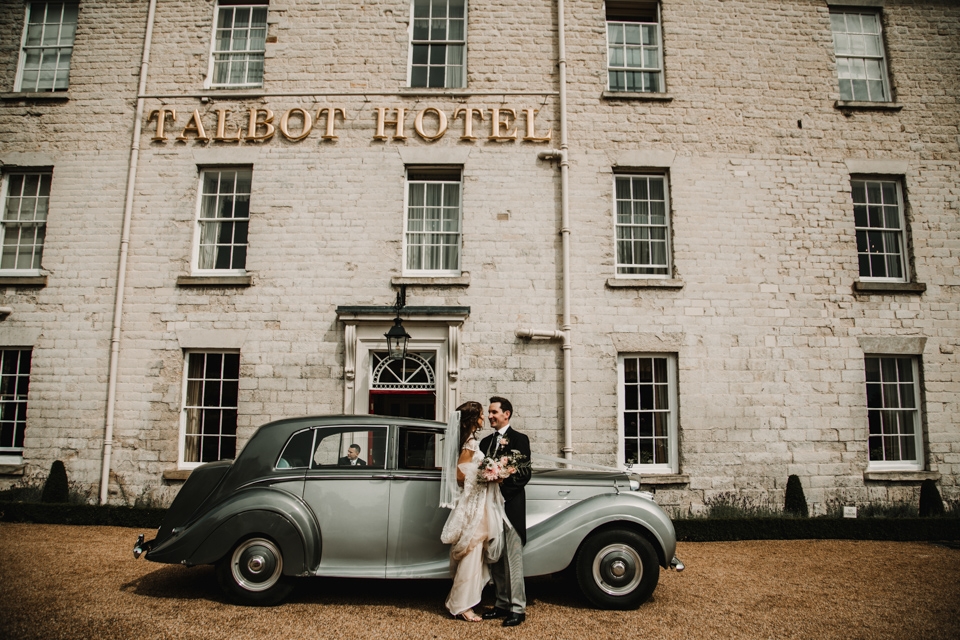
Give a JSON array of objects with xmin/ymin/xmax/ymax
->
[{"xmin": 1, "ymin": 523, "xmax": 958, "ymax": 640}]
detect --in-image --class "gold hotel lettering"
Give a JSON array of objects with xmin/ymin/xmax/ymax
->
[{"xmin": 151, "ymin": 105, "xmax": 551, "ymax": 144}]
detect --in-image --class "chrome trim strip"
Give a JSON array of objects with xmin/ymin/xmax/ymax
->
[{"xmin": 390, "ymin": 474, "xmax": 441, "ymax": 481}]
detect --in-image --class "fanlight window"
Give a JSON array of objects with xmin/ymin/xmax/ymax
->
[{"xmin": 371, "ymin": 352, "xmax": 435, "ymax": 390}]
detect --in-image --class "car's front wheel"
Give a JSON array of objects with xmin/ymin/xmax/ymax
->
[
  {"xmin": 216, "ymin": 537, "xmax": 294, "ymax": 606},
  {"xmin": 575, "ymin": 528, "xmax": 660, "ymax": 610}
]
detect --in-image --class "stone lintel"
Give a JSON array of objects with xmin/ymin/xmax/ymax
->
[{"xmin": 858, "ymin": 336, "xmax": 926, "ymax": 355}]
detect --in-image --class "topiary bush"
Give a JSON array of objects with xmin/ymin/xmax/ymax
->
[
  {"xmin": 919, "ymin": 479, "xmax": 946, "ymax": 517},
  {"xmin": 40, "ymin": 460, "xmax": 69, "ymax": 504},
  {"xmin": 784, "ymin": 474, "xmax": 809, "ymax": 518}
]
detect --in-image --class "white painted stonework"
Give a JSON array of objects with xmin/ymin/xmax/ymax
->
[{"xmin": 0, "ymin": 0, "xmax": 957, "ymax": 513}]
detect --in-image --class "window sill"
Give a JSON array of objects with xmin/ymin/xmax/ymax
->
[
  {"xmin": 392, "ymin": 274, "xmax": 470, "ymax": 287},
  {"xmin": 0, "ymin": 275, "xmax": 47, "ymax": 287},
  {"xmin": 200, "ymin": 89, "xmax": 265, "ymax": 100},
  {"xmin": 0, "ymin": 91, "xmax": 70, "ymax": 102},
  {"xmin": 163, "ymin": 469, "xmax": 192, "ymax": 481},
  {"xmin": 399, "ymin": 87, "xmax": 468, "ymax": 97},
  {"xmin": 835, "ymin": 100, "xmax": 903, "ymax": 112},
  {"xmin": 853, "ymin": 281, "xmax": 926, "ymax": 295},
  {"xmin": 601, "ymin": 91, "xmax": 673, "ymax": 102},
  {"xmin": 606, "ymin": 278, "xmax": 683, "ymax": 289},
  {"xmin": 0, "ymin": 463, "xmax": 26, "ymax": 476},
  {"xmin": 177, "ymin": 275, "xmax": 251, "ymax": 287},
  {"xmin": 863, "ymin": 470, "xmax": 940, "ymax": 482},
  {"xmin": 632, "ymin": 473, "xmax": 689, "ymax": 486}
]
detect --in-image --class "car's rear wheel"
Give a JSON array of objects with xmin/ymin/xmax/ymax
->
[
  {"xmin": 216, "ymin": 537, "xmax": 293, "ymax": 606},
  {"xmin": 575, "ymin": 528, "xmax": 660, "ymax": 610}
]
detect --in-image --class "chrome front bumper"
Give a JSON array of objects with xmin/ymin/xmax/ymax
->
[{"xmin": 670, "ymin": 556, "xmax": 685, "ymax": 572}]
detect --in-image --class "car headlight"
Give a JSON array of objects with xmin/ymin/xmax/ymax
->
[{"xmin": 629, "ymin": 478, "xmax": 641, "ymax": 491}]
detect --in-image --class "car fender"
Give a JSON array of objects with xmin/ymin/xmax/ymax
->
[
  {"xmin": 522, "ymin": 492, "xmax": 676, "ymax": 577},
  {"xmin": 147, "ymin": 487, "xmax": 321, "ymax": 576}
]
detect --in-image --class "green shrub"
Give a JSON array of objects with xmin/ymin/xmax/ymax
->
[
  {"xmin": 0, "ymin": 502, "xmax": 166, "ymax": 528},
  {"xmin": 0, "ymin": 479, "xmax": 43, "ymax": 503},
  {"xmin": 674, "ymin": 517, "xmax": 960, "ymax": 542},
  {"xmin": 857, "ymin": 501, "xmax": 916, "ymax": 518},
  {"xmin": 40, "ymin": 461, "xmax": 69, "ymax": 504},
  {"xmin": 784, "ymin": 475, "xmax": 808, "ymax": 518},
  {"xmin": 692, "ymin": 492, "xmax": 781, "ymax": 519},
  {"xmin": 919, "ymin": 479, "xmax": 946, "ymax": 517}
]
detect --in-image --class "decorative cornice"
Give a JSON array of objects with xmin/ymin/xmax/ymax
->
[{"xmin": 336, "ymin": 305, "xmax": 470, "ymax": 323}]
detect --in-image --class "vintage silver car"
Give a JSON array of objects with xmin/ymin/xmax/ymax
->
[{"xmin": 134, "ymin": 415, "xmax": 683, "ymax": 608}]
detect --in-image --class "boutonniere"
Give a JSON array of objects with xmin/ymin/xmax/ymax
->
[{"xmin": 500, "ymin": 438, "xmax": 509, "ymax": 446}]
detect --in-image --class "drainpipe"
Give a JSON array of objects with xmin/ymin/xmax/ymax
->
[
  {"xmin": 99, "ymin": 0, "xmax": 158, "ymax": 505},
  {"xmin": 519, "ymin": 0, "xmax": 573, "ymax": 463}
]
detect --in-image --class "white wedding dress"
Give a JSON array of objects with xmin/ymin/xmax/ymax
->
[{"xmin": 440, "ymin": 437, "xmax": 509, "ymax": 616}]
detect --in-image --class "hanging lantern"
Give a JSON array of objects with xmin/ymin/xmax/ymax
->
[{"xmin": 384, "ymin": 285, "xmax": 410, "ymax": 360}]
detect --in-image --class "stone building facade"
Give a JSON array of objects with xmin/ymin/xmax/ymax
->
[{"xmin": 0, "ymin": 0, "xmax": 957, "ymax": 513}]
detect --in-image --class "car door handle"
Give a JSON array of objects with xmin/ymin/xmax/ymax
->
[{"xmin": 558, "ymin": 489, "xmax": 571, "ymax": 496}]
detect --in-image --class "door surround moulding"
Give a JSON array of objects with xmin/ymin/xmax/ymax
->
[{"xmin": 336, "ymin": 306, "xmax": 470, "ymax": 418}]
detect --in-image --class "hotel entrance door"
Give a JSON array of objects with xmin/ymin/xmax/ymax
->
[{"xmin": 367, "ymin": 351, "xmax": 436, "ymax": 420}]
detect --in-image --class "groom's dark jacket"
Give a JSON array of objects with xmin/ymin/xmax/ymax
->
[{"xmin": 479, "ymin": 426, "xmax": 532, "ymax": 545}]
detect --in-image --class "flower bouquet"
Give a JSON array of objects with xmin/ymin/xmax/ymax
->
[{"xmin": 478, "ymin": 449, "xmax": 529, "ymax": 483}]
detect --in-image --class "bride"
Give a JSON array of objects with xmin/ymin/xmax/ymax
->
[{"xmin": 439, "ymin": 401, "xmax": 510, "ymax": 621}]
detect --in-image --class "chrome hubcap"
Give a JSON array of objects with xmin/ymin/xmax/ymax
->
[
  {"xmin": 610, "ymin": 560, "xmax": 627, "ymax": 577},
  {"xmin": 231, "ymin": 539, "xmax": 282, "ymax": 592},
  {"xmin": 592, "ymin": 543, "xmax": 643, "ymax": 596},
  {"xmin": 247, "ymin": 555, "xmax": 265, "ymax": 573}
]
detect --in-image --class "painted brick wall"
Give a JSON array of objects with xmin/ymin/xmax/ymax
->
[{"xmin": 0, "ymin": 1, "xmax": 956, "ymax": 513}]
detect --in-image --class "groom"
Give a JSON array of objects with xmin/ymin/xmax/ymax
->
[{"xmin": 480, "ymin": 396, "xmax": 531, "ymax": 627}]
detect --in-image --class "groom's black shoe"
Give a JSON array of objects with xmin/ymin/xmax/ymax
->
[
  {"xmin": 482, "ymin": 607, "xmax": 509, "ymax": 620},
  {"xmin": 502, "ymin": 612, "xmax": 525, "ymax": 627}
]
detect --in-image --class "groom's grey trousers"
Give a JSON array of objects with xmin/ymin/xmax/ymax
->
[{"xmin": 491, "ymin": 523, "xmax": 526, "ymax": 613}]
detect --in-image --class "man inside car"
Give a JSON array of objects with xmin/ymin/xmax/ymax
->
[{"xmin": 339, "ymin": 444, "xmax": 366, "ymax": 466}]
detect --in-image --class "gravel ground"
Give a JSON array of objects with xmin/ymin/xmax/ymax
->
[{"xmin": 1, "ymin": 523, "xmax": 958, "ymax": 640}]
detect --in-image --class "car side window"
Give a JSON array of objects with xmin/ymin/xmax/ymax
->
[
  {"xmin": 311, "ymin": 428, "xmax": 387, "ymax": 469},
  {"xmin": 398, "ymin": 429, "xmax": 443, "ymax": 470},
  {"xmin": 276, "ymin": 429, "xmax": 314, "ymax": 469}
]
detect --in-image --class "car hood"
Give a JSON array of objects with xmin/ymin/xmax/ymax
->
[{"xmin": 530, "ymin": 468, "xmax": 630, "ymax": 487}]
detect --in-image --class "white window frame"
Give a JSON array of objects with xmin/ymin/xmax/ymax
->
[
  {"xmin": 614, "ymin": 172, "xmax": 671, "ymax": 278},
  {"xmin": 830, "ymin": 8, "xmax": 892, "ymax": 102},
  {"xmin": 407, "ymin": 0, "xmax": 467, "ymax": 89},
  {"xmin": 14, "ymin": 2, "xmax": 79, "ymax": 93},
  {"xmin": 204, "ymin": 1, "xmax": 268, "ymax": 89},
  {"xmin": 852, "ymin": 177, "xmax": 908, "ymax": 282},
  {"xmin": 617, "ymin": 353, "xmax": 679, "ymax": 474},
  {"xmin": 605, "ymin": 1, "xmax": 664, "ymax": 93},
  {"xmin": 1, "ymin": 170, "xmax": 51, "ymax": 275},
  {"xmin": 864, "ymin": 355, "xmax": 923, "ymax": 472},
  {"xmin": 403, "ymin": 167, "xmax": 463, "ymax": 277},
  {"xmin": 0, "ymin": 348, "xmax": 31, "ymax": 463},
  {"xmin": 178, "ymin": 350, "xmax": 241, "ymax": 469},
  {"xmin": 191, "ymin": 167, "xmax": 252, "ymax": 275}
]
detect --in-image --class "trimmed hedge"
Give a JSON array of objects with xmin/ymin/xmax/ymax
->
[
  {"xmin": 783, "ymin": 475, "xmax": 809, "ymax": 518},
  {"xmin": 40, "ymin": 461, "xmax": 70, "ymax": 504},
  {"xmin": 2, "ymin": 501, "xmax": 958, "ymax": 542},
  {"xmin": 674, "ymin": 517, "xmax": 960, "ymax": 542},
  {"xmin": 0, "ymin": 501, "xmax": 166, "ymax": 529}
]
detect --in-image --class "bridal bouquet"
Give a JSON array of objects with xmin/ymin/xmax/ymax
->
[{"xmin": 478, "ymin": 449, "xmax": 529, "ymax": 482}]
